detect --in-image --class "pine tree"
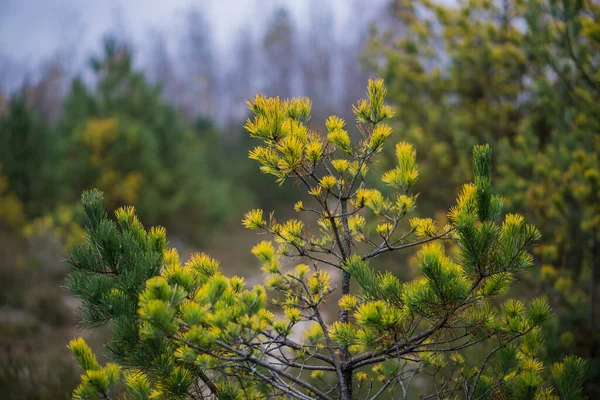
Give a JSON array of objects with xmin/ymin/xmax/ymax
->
[
  {"xmin": 57, "ymin": 37, "xmax": 233, "ymax": 239},
  {"xmin": 66, "ymin": 80, "xmax": 585, "ymax": 400},
  {"xmin": 0, "ymin": 91, "xmax": 57, "ymax": 216},
  {"xmin": 367, "ymin": 0, "xmax": 599, "ymax": 389},
  {"xmin": 497, "ymin": 0, "xmax": 599, "ymax": 367}
]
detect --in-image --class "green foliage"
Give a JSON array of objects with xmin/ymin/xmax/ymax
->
[
  {"xmin": 66, "ymin": 80, "xmax": 586, "ymax": 399},
  {"xmin": 0, "ymin": 37, "xmax": 237, "ymax": 247},
  {"xmin": 552, "ymin": 355, "xmax": 588, "ymax": 400},
  {"xmin": 68, "ymin": 338, "xmax": 121, "ymax": 400},
  {"xmin": 0, "ymin": 92, "xmax": 58, "ymax": 216},
  {"xmin": 56, "ymin": 38, "xmax": 233, "ymax": 238},
  {"xmin": 368, "ymin": 0, "xmax": 599, "ymax": 391},
  {"xmin": 66, "ymin": 190, "xmax": 168, "ymax": 368}
]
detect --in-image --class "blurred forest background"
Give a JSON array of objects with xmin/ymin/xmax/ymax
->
[{"xmin": 0, "ymin": 0, "xmax": 598, "ymax": 398}]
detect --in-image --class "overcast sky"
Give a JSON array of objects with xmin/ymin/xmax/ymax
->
[{"xmin": 0, "ymin": 0, "xmax": 369, "ymax": 65}]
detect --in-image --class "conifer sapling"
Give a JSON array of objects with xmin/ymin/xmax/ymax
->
[{"xmin": 66, "ymin": 79, "xmax": 586, "ymax": 400}]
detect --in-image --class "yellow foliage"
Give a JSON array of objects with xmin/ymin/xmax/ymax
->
[
  {"xmin": 78, "ymin": 118, "xmax": 119, "ymax": 155},
  {"xmin": 327, "ymin": 127, "xmax": 352, "ymax": 153},
  {"xmin": 319, "ymin": 175, "xmax": 337, "ymax": 190},
  {"xmin": 0, "ymin": 167, "xmax": 25, "ymax": 229},
  {"xmin": 242, "ymin": 209, "xmax": 265, "ymax": 230},
  {"xmin": 0, "ymin": 192, "xmax": 25, "ymax": 229},
  {"xmin": 293, "ymin": 200, "xmax": 304, "ymax": 212}
]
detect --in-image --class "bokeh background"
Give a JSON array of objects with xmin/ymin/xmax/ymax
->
[{"xmin": 0, "ymin": 0, "xmax": 598, "ymax": 398}]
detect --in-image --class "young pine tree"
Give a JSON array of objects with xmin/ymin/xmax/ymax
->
[{"xmin": 67, "ymin": 80, "xmax": 585, "ymax": 400}]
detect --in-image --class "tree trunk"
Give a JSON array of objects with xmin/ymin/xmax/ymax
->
[
  {"xmin": 339, "ymin": 199, "xmax": 353, "ymax": 400},
  {"xmin": 590, "ymin": 229, "xmax": 597, "ymax": 332}
]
